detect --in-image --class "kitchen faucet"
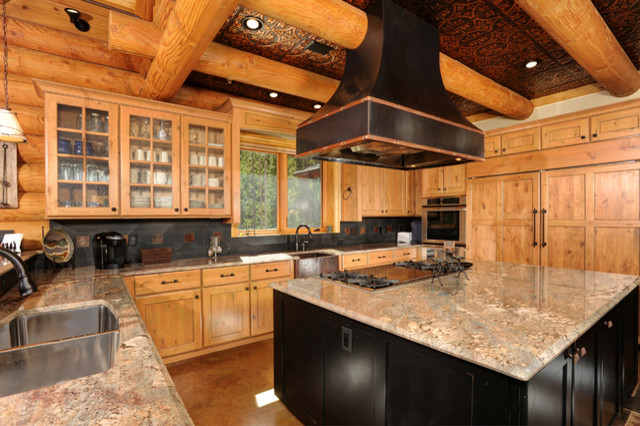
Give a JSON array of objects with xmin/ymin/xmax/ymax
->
[
  {"xmin": 295, "ymin": 224, "xmax": 312, "ymax": 252},
  {"xmin": 0, "ymin": 247, "xmax": 37, "ymax": 296}
]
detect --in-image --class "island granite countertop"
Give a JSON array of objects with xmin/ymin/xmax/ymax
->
[
  {"xmin": 271, "ymin": 260, "xmax": 640, "ymax": 381},
  {"xmin": 0, "ymin": 266, "xmax": 193, "ymax": 424}
]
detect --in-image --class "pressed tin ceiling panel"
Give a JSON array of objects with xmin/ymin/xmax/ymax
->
[{"xmin": 185, "ymin": 0, "xmax": 640, "ymax": 115}]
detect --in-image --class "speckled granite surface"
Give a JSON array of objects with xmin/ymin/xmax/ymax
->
[
  {"xmin": 0, "ymin": 266, "xmax": 193, "ymax": 425},
  {"xmin": 272, "ymin": 260, "xmax": 640, "ymax": 381}
]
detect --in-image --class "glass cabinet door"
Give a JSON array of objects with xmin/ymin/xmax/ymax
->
[
  {"xmin": 181, "ymin": 117, "xmax": 230, "ymax": 216},
  {"xmin": 46, "ymin": 96, "xmax": 119, "ymax": 216},
  {"xmin": 121, "ymin": 106, "xmax": 180, "ymax": 216}
]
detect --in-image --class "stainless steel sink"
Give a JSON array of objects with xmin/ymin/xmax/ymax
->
[
  {"xmin": 0, "ymin": 304, "xmax": 120, "ymax": 397},
  {"xmin": 293, "ymin": 251, "xmax": 340, "ymax": 278}
]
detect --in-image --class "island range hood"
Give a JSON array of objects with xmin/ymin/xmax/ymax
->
[{"xmin": 296, "ymin": 0, "xmax": 485, "ymax": 169}]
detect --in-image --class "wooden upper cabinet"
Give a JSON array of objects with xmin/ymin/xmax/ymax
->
[
  {"xmin": 484, "ymin": 135, "xmax": 501, "ymax": 158},
  {"xmin": 542, "ymin": 117, "xmax": 589, "ymax": 149},
  {"xmin": 422, "ymin": 165, "xmax": 466, "ymax": 197},
  {"xmin": 590, "ymin": 107, "xmax": 640, "ymax": 142},
  {"xmin": 340, "ymin": 164, "xmax": 362, "ymax": 221},
  {"xmin": 45, "ymin": 94, "xmax": 120, "ymax": 217},
  {"xmin": 384, "ymin": 169, "xmax": 406, "ymax": 216},
  {"xmin": 361, "ymin": 166, "xmax": 384, "ymax": 216},
  {"xmin": 121, "ymin": 106, "xmax": 181, "ymax": 217},
  {"xmin": 180, "ymin": 115, "xmax": 231, "ymax": 216},
  {"xmin": 405, "ymin": 170, "xmax": 422, "ymax": 217},
  {"xmin": 501, "ymin": 127, "xmax": 541, "ymax": 155}
]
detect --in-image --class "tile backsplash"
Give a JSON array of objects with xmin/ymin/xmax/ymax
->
[{"xmin": 52, "ymin": 217, "xmax": 418, "ymax": 267}]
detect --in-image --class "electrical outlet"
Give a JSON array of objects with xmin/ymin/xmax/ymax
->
[
  {"xmin": 129, "ymin": 234, "xmax": 137, "ymax": 246},
  {"xmin": 184, "ymin": 232, "xmax": 194, "ymax": 243},
  {"xmin": 76, "ymin": 235, "xmax": 90, "ymax": 248}
]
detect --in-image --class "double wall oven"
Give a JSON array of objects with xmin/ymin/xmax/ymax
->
[{"xmin": 421, "ymin": 196, "xmax": 466, "ymax": 245}]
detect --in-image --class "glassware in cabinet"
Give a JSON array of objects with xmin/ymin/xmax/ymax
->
[
  {"xmin": 46, "ymin": 96, "xmax": 119, "ymax": 216},
  {"xmin": 121, "ymin": 107, "xmax": 180, "ymax": 216},
  {"xmin": 182, "ymin": 118, "xmax": 230, "ymax": 215}
]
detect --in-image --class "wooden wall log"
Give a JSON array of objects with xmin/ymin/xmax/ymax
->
[
  {"xmin": 1, "ymin": 75, "xmax": 44, "ymax": 108},
  {"xmin": 140, "ymin": 0, "xmax": 240, "ymax": 100},
  {"xmin": 2, "ymin": 192, "xmax": 45, "ymax": 221},
  {"xmin": 17, "ymin": 134, "xmax": 45, "ymax": 164},
  {"xmin": 2, "ymin": 220, "xmax": 48, "ymax": 250},
  {"xmin": 17, "ymin": 163, "xmax": 45, "ymax": 194},
  {"xmin": 515, "ymin": 0, "xmax": 640, "ymax": 97},
  {"xmin": 6, "ymin": 17, "xmax": 142, "ymax": 73},
  {"xmin": 240, "ymin": 0, "xmax": 367, "ymax": 50},
  {"xmin": 11, "ymin": 104, "xmax": 44, "ymax": 136}
]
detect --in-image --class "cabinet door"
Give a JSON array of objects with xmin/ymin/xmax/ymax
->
[
  {"xmin": 121, "ymin": 106, "xmax": 181, "ymax": 216},
  {"xmin": 202, "ymin": 283, "xmax": 251, "ymax": 347},
  {"xmin": 181, "ymin": 116, "xmax": 231, "ymax": 216},
  {"xmin": 591, "ymin": 106, "xmax": 640, "ymax": 142},
  {"xmin": 422, "ymin": 167, "xmax": 443, "ymax": 197},
  {"xmin": 341, "ymin": 163, "xmax": 362, "ymax": 221},
  {"xmin": 599, "ymin": 307, "xmax": 620, "ymax": 425},
  {"xmin": 527, "ymin": 350, "xmax": 572, "ymax": 426},
  {"xmin": 383, "ymin": 169, "xmax": 405, "ymax": 215},
  {"xmin": 443, "ymin": 164, "xmax": 466, "ymax": 195},
  {"xmin": 45, "ymin": 95, "xmax": 119, "ymax": 217},
  {"xmin": 573, "ymin": 328, "xmax": 599, "ymax": 426},
  {"xmin": 501, "ymin": 127, "xmax": 540, "ymax": 155},
  {"xmin": 542, "ymin": 117, "xmax": 589, "ymax": 149},
  {"xmin": 361, "ymin": 166, "xmax": 384, "ymax": 216},
  {"xmin": 250, "ymin": 279, "xmax": 274, "ymax": 336},
  {"xmin": 136, "ymin": 289, "xmax": 202, "ymax": 357},
  {"xmin": 468, "ymin": 178, "xmax": 500, "ymax": 261},
  {"xmin": 324, "ymin": 318, "xmax": 385, "ymax": 425},
  {"xmin": 404, "ymin": 170, "xmax": 421, "ymax": 217},
  {"xmin": 484, "ymin": 134, "xmax": 501, "ymax": 158}
]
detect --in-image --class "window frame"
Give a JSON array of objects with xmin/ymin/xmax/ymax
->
[{"xmin": 234, "ymin": 150, "xmax": 327, "ymax": 237}]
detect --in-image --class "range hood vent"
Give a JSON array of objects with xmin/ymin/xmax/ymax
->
[{"xmin": 296, "ymin": 0, "xmax": 485, "ymax": 169}]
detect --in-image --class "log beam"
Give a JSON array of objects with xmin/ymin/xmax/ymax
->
[
  {"xmin": 111, "ymin": 6, "xmax": 533, "ymax": 119},
  {"xmin": 515, "ymin": 0, "xmax": 640, "ymax": 97},
  {"xmin": 140, "ymin": 0, "xmax": 239, "ymax": 100}
]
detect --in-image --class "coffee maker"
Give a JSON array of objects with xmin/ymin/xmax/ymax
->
[{"xmin": 92, "ymin": 232, "xmax": 126, "ymax": 269}]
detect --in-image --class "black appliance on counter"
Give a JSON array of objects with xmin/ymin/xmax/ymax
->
[{"xmin": 92, "ymin": 232, "xmax": 126, "ymax": 269}]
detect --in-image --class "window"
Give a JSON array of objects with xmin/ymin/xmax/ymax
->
[{"xmin": 239, "ymin": 150, "xmax": 322, "ymax": 235}]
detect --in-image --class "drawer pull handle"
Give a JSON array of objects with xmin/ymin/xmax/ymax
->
[
  {"xmin": 161, "ymin": 279, "xmax": 179, "ymax": 285},
  {"xmin": 265, "ymin": 268, "xmax": 279, "ymax": 272},
  {"xmin": 351, "ymin": 258, "xmax": 361, "ymax": 262},
  {"xmin": 603, "ymin": 320, "xmax": 613, "ymax": 328},
  {"xmin": 220, "ymin": 273, "xmax": 235, "ymax": 278},
  {"xmin": 378, "ymin": 255, "xmax": 386, "ymax": 259}
]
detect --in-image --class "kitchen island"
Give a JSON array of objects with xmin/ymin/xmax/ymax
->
[{"xmin": 272, "ymin": 260, "xmax": 639, "ymax": 425}]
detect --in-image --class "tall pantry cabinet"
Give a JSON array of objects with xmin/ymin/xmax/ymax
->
[{"xmin": 468, "ymin": 162, "xmax": 640, "ymax": 275}]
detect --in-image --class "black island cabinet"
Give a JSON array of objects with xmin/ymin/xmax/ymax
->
[{"xmin": 273, "ymin": 287, "xmax": 638, "ymax": 425}]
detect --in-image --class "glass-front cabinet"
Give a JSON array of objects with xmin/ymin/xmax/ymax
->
[
  {"xmin": 121, "ymin": 106, "xmax": 181, "ymax": 216},
  {"xmin": 45, "ymin": 95, "xmax": 119, "ymax": 217},
  {"xmin": 181, "ymin": 117, "xmax": 231, "ymax": 216}
]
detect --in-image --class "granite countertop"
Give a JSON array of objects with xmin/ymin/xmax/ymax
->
[
  {"xmin": 271, "ymin": 260, "xmax": 640, "ymax": 381},
  {"xmin": 0, "ymin": 266, "xmax": 193, "ymax": 424}
]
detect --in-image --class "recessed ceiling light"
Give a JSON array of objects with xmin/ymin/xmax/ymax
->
[
  {"xmin": 455, "ymin": 157, "xmax": 462, "ymax": 162},
  {"xmin": 269, "ymin": 92, "xmax": 278, "ymax": 98},
  {"xmin": 313, "ymin": 104, "xmax": 322, "ymax": 109},
  {"xmin": 242, "ymin": 16, "xmax": 264, "ymax": 31},
  {"xmin": 525, "ymin": 60, "xmax": 538, "ymax": 69}
]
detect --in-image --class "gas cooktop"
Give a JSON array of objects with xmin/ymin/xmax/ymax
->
[{"xmin": 321, "ymin": 258, "xmax": 473, "ymax": 291}]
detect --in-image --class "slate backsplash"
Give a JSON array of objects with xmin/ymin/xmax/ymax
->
[{"xmin": 52, "ymin": 217, "xmax": 418, "ymax": 267}]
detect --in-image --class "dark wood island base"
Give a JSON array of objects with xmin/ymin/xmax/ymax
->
[{"xmin": 274, "ymin": 287, "xmax": 638, "ymax": 425}]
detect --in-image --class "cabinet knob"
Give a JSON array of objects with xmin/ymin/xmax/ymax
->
[
  {"xmin": 502, "ymin": 148, "xmax": 506, "ymax": 151},
  {"xmin": 245, "ymin": 287, "xmax": 249, "ymax": 291},
  {"xmin": 592, "ymin": 133, "xmax": 598, "ymax": 138},
  {"xmin": 603, "ymin": 320, "xmax": 613, "ymax": 328},
  {"xmin": 253, "ymin": 286, "xmax": 257, "ymax": 290},
  {"xmin": 184, "ymin": 208, "xmax": 188, "ymax": 212},
  {"xmin": 580, "ymin": 135, "xmax": 586, "ymax": 140},
  {"xmin": 174, "ymin": 208, "xmax": 179, "ymax": 212},
  {"xmin": 111, "ymin": 207, "xmax": 117, "ymax": 212},
  {"xmin": 494, "ymin": 150, "xmax": 498, "ymax": 153},
  {"xmin": 195, "ymin": 294, "xmax": 199, "ymax": 299}
]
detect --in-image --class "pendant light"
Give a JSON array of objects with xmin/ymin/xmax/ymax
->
[{"xmin": 0, "ymin": 0, "xmax": 26, "ymax": 143}]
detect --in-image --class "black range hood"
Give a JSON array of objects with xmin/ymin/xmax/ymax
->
[{"xmin": 296, "ymin": 0, "xmax": 485, "ymax": 170}]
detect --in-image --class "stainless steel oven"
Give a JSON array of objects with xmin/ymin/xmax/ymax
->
[{"xmin": 421, "ymin": 196, "xmax": 466, "ymax": 245}]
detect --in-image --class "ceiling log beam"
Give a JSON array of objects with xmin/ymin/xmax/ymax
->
[
  {"xmin": 240, "ymin": 0, "xmax": 534, "ymax": 119},
  {"xmin": 140, "ymin": 0, "xmax": 239, "ymax": 100},
  {"xmin": 515, "ymin": 0, "xmax": 640, "ymax": 97}
]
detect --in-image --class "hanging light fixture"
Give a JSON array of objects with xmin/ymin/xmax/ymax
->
[{"xmin": 0, "ymin": 0, "xmax": 26, "ymax": 144}]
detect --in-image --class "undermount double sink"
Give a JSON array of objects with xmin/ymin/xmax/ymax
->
[
  {"xmin": 292, "ymin": 250, "xmax": 340, "ymax": 278},
  {"xmin": 0, "ymin": 304, "xmax": 120, "ymax": 398}
]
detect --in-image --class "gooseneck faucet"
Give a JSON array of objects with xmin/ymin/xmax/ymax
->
[
  {"xmin": 0, "ymin": 247, "xmax": 37, "ymax": 296},
  {"xmin": 295, "ymin": 224, "xmax": 312, "ymax": 252}
]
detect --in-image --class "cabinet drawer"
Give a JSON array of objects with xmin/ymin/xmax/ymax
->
[
  {"xmin": 250, "ymin": 261, "xmax": 291, "ymax": 281},
  {"xmin": 342, "ymin": 253, "xmax": 367, "ymax": 269},
  {"xmin": 202, "ymin": 265, "xmax": 250, "ymax": 287},
  {"xmin": 394, "ymin": 247, "xmax": 417, "ymax": 262},
  {"xmin": 134, "ymin": 270, "xmax": 201, "ymax": 296},
  {"xmin": 367, "ymin": 250, "xmax": 395, "ymax": 266}
]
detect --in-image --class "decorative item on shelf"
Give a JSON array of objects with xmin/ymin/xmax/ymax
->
[
  {"xmin": 0, "ymin": 0, "xmax": 28, "ymax": 209},
  {"xmin": 207, "ymin": 235, "xmax": 222, "ymax": 260},
  {"xmin": 1, "ymin": 232, "xmax": 22, "ymax": 253},
  {"xmin": 42, "ymin": 228, "xmax": 75, "ymax": 271},
  {"xmin": 140, "ymin": 247, "xmax": 172, "ymax": 265}
]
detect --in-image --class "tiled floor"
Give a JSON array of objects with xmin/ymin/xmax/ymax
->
[
  {"xmin": 168, "ymin": 340, "xmax": 640, "ymax": 425},
  {"xmin": 166, "ymin": 339, "xmax": 301, "ymax": 426}
]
